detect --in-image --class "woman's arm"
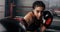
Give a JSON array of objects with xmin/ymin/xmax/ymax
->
[{"xmin": 40, "ymin": 25, "xmax": 46, "ymax": 32}]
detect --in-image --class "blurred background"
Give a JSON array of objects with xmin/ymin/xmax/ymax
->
[{"xmin": 0, "ymin": 0, "xmax": 60, "ymax": 32}]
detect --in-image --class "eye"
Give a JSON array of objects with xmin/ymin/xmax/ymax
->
[
  {"xmin": 36, "ymin": 10, "xmax": 39, "ymax": 13},
  {"xmin": 41, "ymin": 11, "xmax": 43, "ymax": 13}
]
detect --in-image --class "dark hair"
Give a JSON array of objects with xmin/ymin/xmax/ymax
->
[{"xmin": 32, "ymin": 1, "xmax": 45, "ymax": 10}]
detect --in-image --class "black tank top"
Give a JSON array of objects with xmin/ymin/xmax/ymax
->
[{"xmin": 27, "ymin": 11, "xmax": 43, "ymax": 31}]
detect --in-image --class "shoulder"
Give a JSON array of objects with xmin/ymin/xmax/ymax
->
[
  {"xmin": 24, "ymin": 12, "xmax": 33, "ymax": 22},
  {"xmin": 24, "ymin": 12, "xmax": 33, "ymax": 19}
]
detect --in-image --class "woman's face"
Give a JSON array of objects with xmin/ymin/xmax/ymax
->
[{"xmin": 33, "ymin": 6, "xmax": 44, "ymax": 19}]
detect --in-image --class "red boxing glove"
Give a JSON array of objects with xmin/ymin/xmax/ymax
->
[{"xmin": 43, "ymin": 11, "xmax": 53, "ymax": 27}]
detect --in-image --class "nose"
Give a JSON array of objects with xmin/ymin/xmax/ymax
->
[{"xmin": 38, "ymin": 12, "xmax": 41, "ymax": 17}]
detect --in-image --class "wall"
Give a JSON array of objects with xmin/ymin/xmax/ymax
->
[{"xmin": 0, "ymin": 0, "xmax": 5, "ymax": 19}]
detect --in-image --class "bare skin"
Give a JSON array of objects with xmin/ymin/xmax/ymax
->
[{"xmin": 24, "ymin": 6, "xmax": 46, "ymax": 32}]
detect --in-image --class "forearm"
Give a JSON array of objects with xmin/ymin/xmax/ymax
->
[{"xmin": 40, "ymin": 25, "xmax": 46, "ymax": 32}]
